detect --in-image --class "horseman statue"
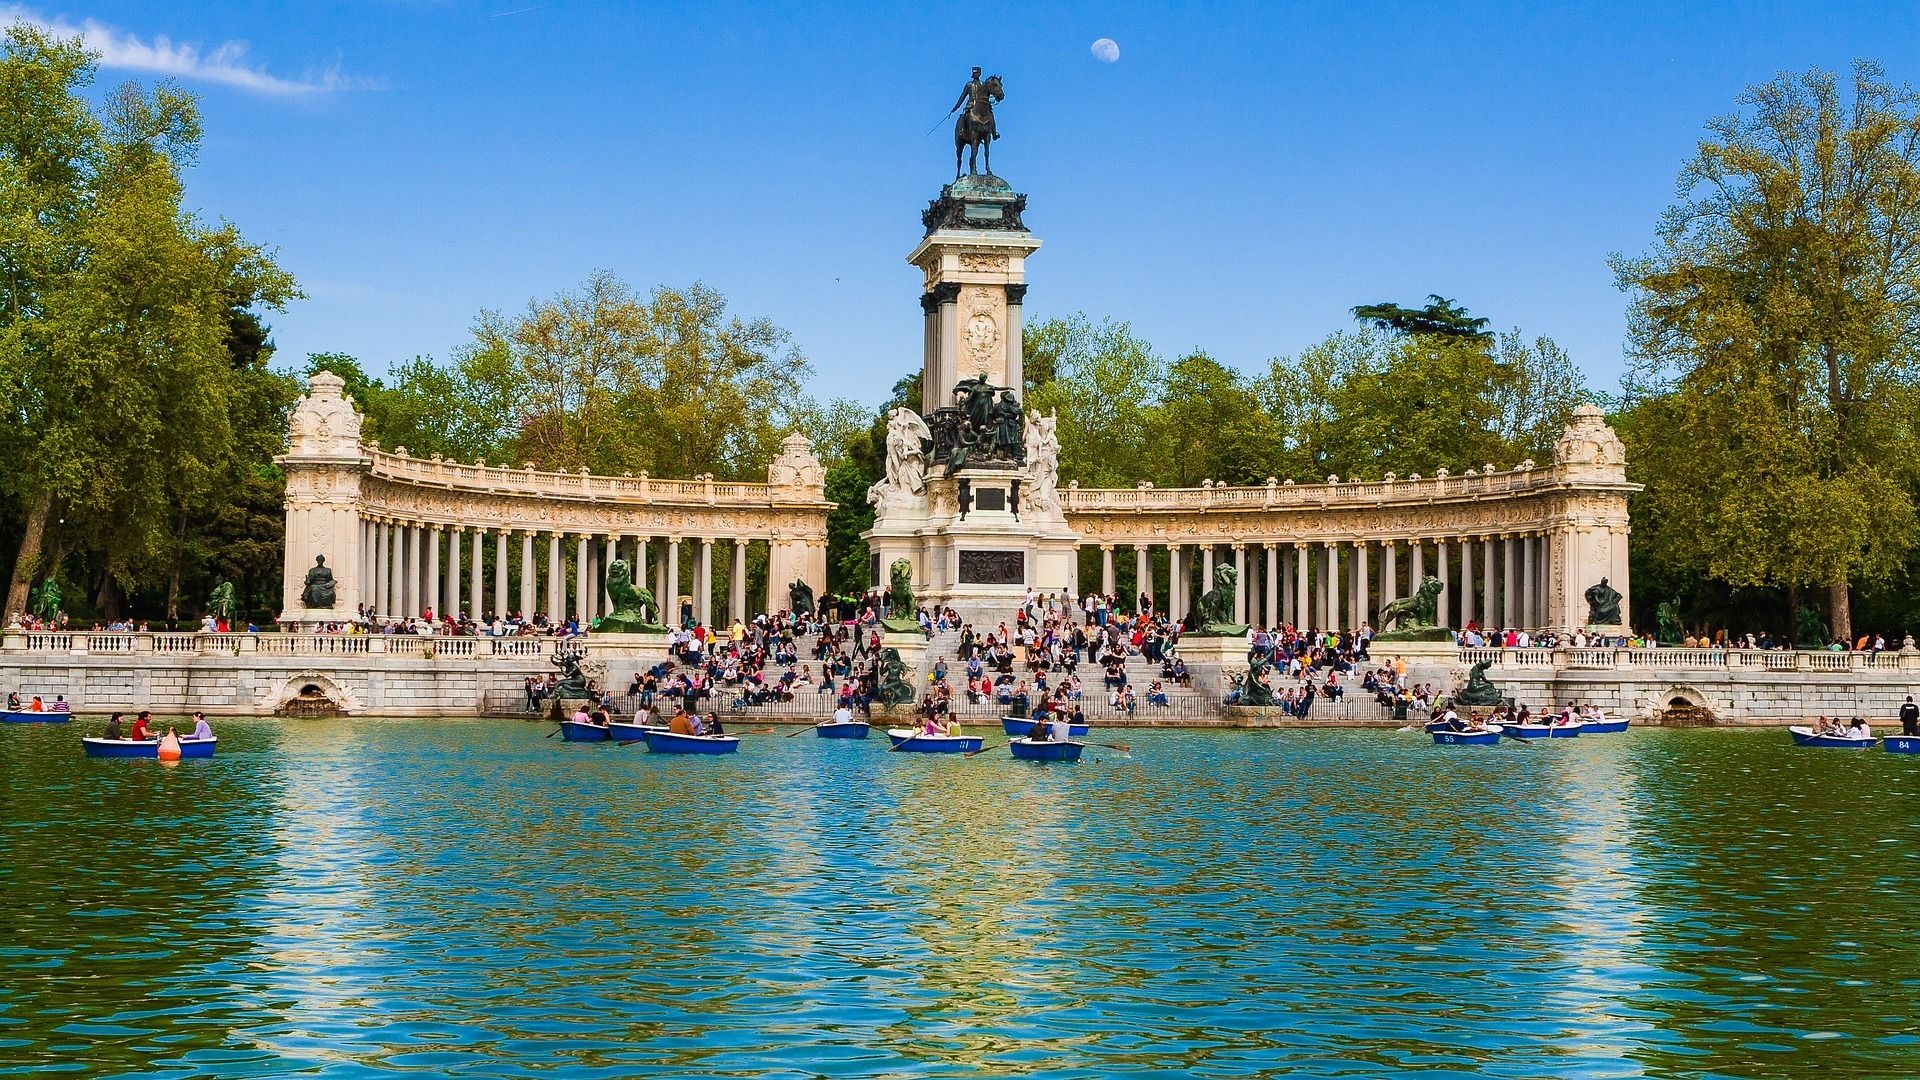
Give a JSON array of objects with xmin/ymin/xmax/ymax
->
[{"xmin": 950, "ymin": 66, "xmax": 1005, "ymax": 178}]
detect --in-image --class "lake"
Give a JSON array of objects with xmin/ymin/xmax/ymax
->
[{"xmin": 3, "ymin": 719, "xmax": 1917, "ymax": 1078}]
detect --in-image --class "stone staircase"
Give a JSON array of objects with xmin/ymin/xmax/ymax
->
[{"xmin": 488, "ymin": 619, "xmax": 1399, "ymax": 727}]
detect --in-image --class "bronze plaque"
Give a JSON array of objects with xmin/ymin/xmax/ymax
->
[{"xmin": 959, "ymin": 549, "xmax": 1025, "ymax": 585}]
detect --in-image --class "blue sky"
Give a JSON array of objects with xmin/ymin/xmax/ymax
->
[{"xmin": 12, "ymin": 1, "xmax": 1920, "ymax": 405}]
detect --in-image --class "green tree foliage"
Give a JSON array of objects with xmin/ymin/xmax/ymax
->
[
  {"xmin": 0, "ymin": 24, "xmax": 296, "ymax": 617},
  {"xmin": 1270, "ymin": 326, "xmax": 1584, "ymax": 480},
  {"xmin": 1351, "ymin": 294, "xmax": 1494, "ymax": 342},
  {"xmin": 1612, "ymin": 61, "xmax": 1920, "ymax": 640},
  {"xmin": 1024, "ymin": 315, "xmax": 1166, "ymax": 486}
]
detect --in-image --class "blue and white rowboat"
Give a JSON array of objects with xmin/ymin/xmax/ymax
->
[
  {"xmin": 1884, "ymin": 734, "xmax": 1920, "ymax": 754},
  {"xmin": 885, "ymin": 729, "xmax": 984, "ymax": 754},
  {"xmin": 1504, "ymin": 721, "xmax": 1583, "ymax": 739},
  {"xmin": 815, "ymin": 720, "xmax": 870, "ymax": 739},
  {"xmin": 83, "ymin": 737, "xmax": 216, "ymax": 759},
  {"xmin": 642, "ymin": 729, "xmax": 740, "ymax": 754},
  {"xmin": 1789, "ymin": 726, "xmax": 1877, "ymax": 749},
  {"xmin": 606, "ymin": 720, "xmax": 667, "ymax": 741},
  {"xmin": 1001, "ymin": 717, "xmax": 1089, "ymax": 737},
  {"xmin": 2, "ymin": 709, "xmax": 69, "ymax": 723},
  {"xmin": 1008, "ymin": 737, "xmax": 1084, "ymax": 761},
  {"xmin": 557, "ymin": 720, "xmax": 610, "ymax": 742},
  {"xmin": 1579, "ymin": 718, "xmax": 1631, "ymax": 734},
  {"xmin": 1431, "ymin": 726, "xmax": 1502, "ymax": 746}
]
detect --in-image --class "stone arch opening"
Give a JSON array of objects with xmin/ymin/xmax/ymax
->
[{"xmin": 1655, "ymin": 685, "xmax": 1715, "ymax": 726}]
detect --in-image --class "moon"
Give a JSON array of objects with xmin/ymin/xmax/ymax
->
[{"xmin": 1090, "ymin": 38, "xmax": 1120, "ymax": 63}]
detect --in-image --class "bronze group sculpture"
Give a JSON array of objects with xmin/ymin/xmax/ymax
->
[
  {"xmin": 549, "ymin": 644, "xmax": 592, "ymax": 700},
  {"xmin": 1452, "ymin": 659, "xmax": 1504, "ymax": 708},
  {"xmin": 788, "ymin": 579, "xmax": 815, "ymax": 615},
  {"xmin": 876, "ymin": 647, "xmax": 917, "ymax": 706},
  {"xmin": 300, "ymin": 555, "xmax": 336, "ymax": 609}
]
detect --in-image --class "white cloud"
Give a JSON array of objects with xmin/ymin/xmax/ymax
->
[
  {"xmin": 1, "ymin": 5, "xmax": 376, "ymax": 95},
  {"xmin": 1090, "ymin": 37, "xmax": 1120, "ymax": 64}
]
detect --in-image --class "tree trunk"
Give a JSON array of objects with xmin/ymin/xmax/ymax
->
[
  {"xmin": 3, "ymin": 492, "xmax": 53, "ymax": 617},
  {"xmin": 1830, "ymin": 580, "xmax": 1853, "ymax": 647},
  {"xmin": 164, "ymin": 511, "xmax": 188, "ymax": 625}
]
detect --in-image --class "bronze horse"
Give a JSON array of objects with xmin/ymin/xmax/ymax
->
[{"xmin": 955, "ymin": 74, "xmax": 1004, "ymax": 178}]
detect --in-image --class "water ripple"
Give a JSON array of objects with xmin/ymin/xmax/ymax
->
[{"xmin": 4, "ymin": 721, "xmax": 1920, "ymax": 1076}]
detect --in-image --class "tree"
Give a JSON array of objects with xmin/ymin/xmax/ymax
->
[
  {"xmin": 1023, "ymin": 315, "xmax": 1166, "ymax": 486},
  {"xmin": 1350, "ymin": 295, "xmax": 1494, "ymax": 342},
  {"xmin": 0, "ymin": 24, "xmax": 296, "ymax": 616},
  {"xmin": 1269, "ymin": 326, "xmax": 1585, "ymax": 481},
  {"xmin": 1612, "ymin": 61, "xmax": 1920, "ymax": 640}
]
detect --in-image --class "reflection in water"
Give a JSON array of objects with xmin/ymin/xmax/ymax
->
[{"xmin": 6, "ymin": 721, "xmax": 1920, "ymax": 1076}]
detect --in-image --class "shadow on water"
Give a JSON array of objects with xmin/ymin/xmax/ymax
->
[{"xmin": 5, "ymin": 720, "xmax": 1920, "ymax": 1076}]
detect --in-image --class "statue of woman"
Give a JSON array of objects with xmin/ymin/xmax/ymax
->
[{"xmin": 988, "ymin": 390, "xmax": 1024, "ymax": 461}]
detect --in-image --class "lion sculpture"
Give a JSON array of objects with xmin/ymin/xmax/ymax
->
[
  {"xmin": 597, "ymin": 558, "xmax": 665, "ymax": 633},
  {"xmin": 1378, "ymin": 575, "xmax": 1445, "ymax": 636},
  {"xmin": 1192, "ymin": 562, "xmax": 1243, "ymax": 635}
]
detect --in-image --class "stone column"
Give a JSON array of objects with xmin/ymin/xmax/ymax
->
[
  {"xmin": 1390, "ymin": 538, "xmax": 1405, "ymax": 614},
  {"xmin": 1410, "ymin": 540, "xmax": 1424, "ymax": 594},
  {"xmin": 372, "ymin": 521, "xmax": 389, "ymax": 616},
  {"xmin": 470, "ymin": 530, "xmax": 484, "ymax": 621},
  {"xmin": 1522, "ymin": 533, "xmax": 1537, "ymax": 629},
  {"xmin": 515, "ymin": 532, "xmax": 531, "ymax": 617},
  {"xmin": 1355, "ymin": 541, "xmax": 1370, "ymax": 627},
  {"xmin": 445, "ymin": 527, "xmax": 460, "ymax": 618},
  {"xmin": 1459, "ymin": 537, "xmax": 1475, "ymax": 629},
  {"xmin": 1324, "ymin": 542, "xmax": 1340, "ymax": 631},
  {"xmin": 635, "ymin": 538, "xmax": 649, "ymax": 595},
  {"xmin": 731, "ymin": 539, "xmax": 747, "ymax": 622},
  {"xmin": 1201, "ymin": 546, "xmax": 1215, "ymax": 600},
  {"xmin": 1482, "ymin": 537, "xmax": 1497, "ymax": 630},
  {"xmin": 359, "ymin": 519, "xmax": 372, "ymax": 615},
  {"xmin": 603, "ymin": 538, "xmax": 617, "ymax": 616},
  {"xmin": 1166, "ymin": 545, "xmax": 1182, "ymax": 620},
  {"xmin": 491, "ymin": 532, "xmax": 507, "ymax": 620},
  {"xmin": 666, "ymin": 539, "xmax": 681, "ymax": 625},
  {"xmin": 1231, "ymin": 543, "xmax": 1247, "ymax": 623},
  {"xmin": 1131, "ymin": 547, "xmax": 1147, "ymax": 611},
  {"xmin": 1264, "ymin": 545, "xmax": 1279, "ymax": 628},
  {"xmin": 1436, "ymin": 540, "xmax": 1450, "ymax": 627},
  {"xmin": 1503, "ymin": 535, "xmax": 1518, "ymax": 628},
  {"xmin": 1101, "ymin": 545, "xmax": 1116, "ymax": 596},
  {"xmin": 698, "ymin": 538, "xmax": 714, "ymax": 626},
  {"xmin": 544, "ymin": 533, "xmax": 561, "ymax": 619},
  {"xmin": 573, "ymin": 535, "xmax": 589, "ymax": 624},
  {"xmin": 1293, "ymin": 544, "xmax": 1309, "ymax": 629},
  {"xmin": 397, "ymin": 525, "xmax": 414, "ymax": 618}
]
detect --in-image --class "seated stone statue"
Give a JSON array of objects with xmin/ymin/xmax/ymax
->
[
  {"xmin": 300, "ymin": 556, "xmax": 336, "ymax": 608},
  {"xmin": 1584, "ymin": 577, "xmax": 1623, "ymax": 626}
]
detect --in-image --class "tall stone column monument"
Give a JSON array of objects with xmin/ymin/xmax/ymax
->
[
  {"xmin": 863, "ymin": 100, "xmax": 1081, "ymax": 620},
  {"xmin": 277, "ymin": 371, "xmax": 368, "ymax": 625}
]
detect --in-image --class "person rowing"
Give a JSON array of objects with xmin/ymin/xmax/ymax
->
[
  {"xmin": 128, "ymin": 711, "xmax": 155, "ymax": 741},
  {"xmin": 1847, "ymin": 716, "xmax": 1873, "ymax": 740},
  {"xmin": 668, "ymin": 707, "xmax": 698, "ymax": 736}
]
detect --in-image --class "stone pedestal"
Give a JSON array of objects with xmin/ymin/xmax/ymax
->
[
  {"xmin": 863, "ymin": 179, "xmax": 1080, "ymax": 625},
  {"xmin": 277, "ymin": 372, "xmax": 369, "ymax": 625},
  {"xmin": 1370, "ymin": 638, "xmax": 1463, "ymax": 687},
  {"xmin": 1173, "ymin": 635, "xmax": 1248, "ymax": 669}
]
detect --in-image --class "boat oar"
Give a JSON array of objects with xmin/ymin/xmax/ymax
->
[
  {"xmin": 784, "ymin": 724, "xmax": 815, "ymax": 738},
  {"xmin": 1092, "ymin": 741, "xmax": 1132, "ymax": 754},
  {"xmin": 545, "ymin": 726, "xmax": 563, "ymax": 738},
  {"xmin": 965, "ymin": 741, "xmax": 1001, "ymax": 758}
]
